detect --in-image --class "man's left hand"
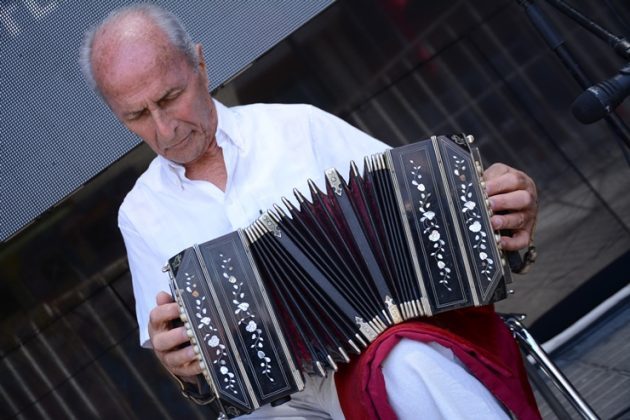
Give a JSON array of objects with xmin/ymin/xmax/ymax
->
[{"xmin": 483, "ymin": 163, "xmax": 538, "ymax": 251}]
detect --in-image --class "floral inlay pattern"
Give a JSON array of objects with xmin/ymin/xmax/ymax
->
[
  {"xmin": 452, "ymin": 156, "xmax": 494, "ymax": 282},
  {"xmin": 184, "ymin": 272, "xmax": 238, "ymax": 394},
  {"xmin": 219, "ymin": 254, "xmax": 275, "ymax": 382},
  {"xmin": 410, "ymin": 160, "xmax": 452, "ymax": 291}
]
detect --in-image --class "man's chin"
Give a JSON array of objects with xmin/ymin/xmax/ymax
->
[{"xmin": 165, "ymin": 155, "xmax": 189, "ymax": 165}]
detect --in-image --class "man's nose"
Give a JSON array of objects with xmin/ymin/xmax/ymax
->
[{"xmin": 153, "ymin": 109, "xmax": 176, "ymax": 140}]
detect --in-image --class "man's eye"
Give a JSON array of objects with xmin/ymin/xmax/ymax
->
[
  {"xmin": 127, "ymin": 110, "xmax": 146, "ymax": 121},
  {"xmin": 160, "ymin": 91, "xmax": 181, "ymax": 106}
]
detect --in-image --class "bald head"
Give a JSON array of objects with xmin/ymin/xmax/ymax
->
[
  {"xmin": 92, "ymin": 16, "xmax": 179, "ymax": 99},
  {"xmin": 79, "ymin": 4, "xmax": 198, "ymax": 97}
]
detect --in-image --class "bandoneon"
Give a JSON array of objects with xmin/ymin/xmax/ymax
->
[{"xmin": 164, "ymin": 134, "xmax": 513, "ymax": 418}]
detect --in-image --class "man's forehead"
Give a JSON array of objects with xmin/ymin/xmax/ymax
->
[
  {"xmin": 97, "ymin": 13, "xmax": 157, "ymax": 45},
  {"xmin": 93, "ymin": 14, "xmax": 181, "ymax": 81},
  {"xmin": 94, "ymin": 34, "xmax": 187, "ymax": 95},
  {"xmin": 94, "ymin": 22, "xmax": 170, "ymax": 67}
]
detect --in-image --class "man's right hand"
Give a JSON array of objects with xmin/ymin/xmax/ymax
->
[{"xmin": 148, "ymin": 291, "xmax": 201, "ymax": 381}]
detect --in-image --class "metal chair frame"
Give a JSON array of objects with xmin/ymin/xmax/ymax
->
[{"xmin": 501, "ymin": 314, "xmax": 599, "ymax": 420}]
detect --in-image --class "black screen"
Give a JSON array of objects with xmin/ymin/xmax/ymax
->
[{"xmin": 0, "ymin": 0, "xmax": 332, "ymax": 241}]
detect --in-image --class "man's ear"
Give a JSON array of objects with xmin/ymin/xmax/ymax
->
[
  {"xmin": 195, "ymin": 43, "xmax": 205, "ymax": 71},
  {"xmin": 194, "ymin": 43, "xmax": 210, "ymax": 90}
]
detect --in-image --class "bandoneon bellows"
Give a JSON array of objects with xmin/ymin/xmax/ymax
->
[{"xmin": 164, "ymin": 134, "xmax": 512, "ymax": 418}]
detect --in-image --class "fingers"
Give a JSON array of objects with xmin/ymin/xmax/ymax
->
[
  {"xmin": 169, "ymin": 360, "xmax": 203, "ymax": 378},
  {"xmin": 491, "ymin": 210, "xmax": 534, "ymax": 251},
  {"xmin": 156, "ymin": 290, "xmax": 174, "ymax": 306},
  {"xmin": 490, "ymin": 212, "xmax": 527, "ymax": 232},
  {"xmin": 147, "ymin": 292, "xmax": 200, "ymax": 377},
  {"xmin": 151, "ymin": 325, "xmax": 189, "ymax": 352},
  {"xmin": 483, "ymin": 162, "xmax": 510, "ymax": 180},
  {"xmin": 499, "ymin": 229, "xmax": 531, "ymax": 251},
  {"xmin": 148, "ymin": 294, "xmax": 185, "ymax": 352},
  {"xmin": 484, "ymin": 163, "xmax": 534, "ymax": 198},
  {"xmin": 148, "ymin": 301, "xmax": 180, "ymax": 336},
  {"xmin": 153, "ymin": 328, "xmax": 201, "ymax": 377},
  {"xmin": 488, "ymin": 190, "xmax": 535, "ymax": 215},
  {"xmin": 162, "ymin": 346, "xmax": 202, "ymax": 378},
  {"xmin": 163, "ymin": 343, "xmax": 196, "ymax": 366},
  {"xmin": 483, "ymin": 163, "xmax": 538, "ymax": 252}
]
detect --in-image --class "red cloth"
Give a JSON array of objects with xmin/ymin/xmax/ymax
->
[{"xmin": 334, "ymin": 306, "xmax": 541, "ymax": 420}]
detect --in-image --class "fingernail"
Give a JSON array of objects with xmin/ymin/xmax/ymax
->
[{"xmin": 187, "ymin": 346, "xmax": 196, "ymax": 359}]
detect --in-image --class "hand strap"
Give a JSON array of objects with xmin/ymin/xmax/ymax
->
[
  {"xmin": 170, "ymin": 372, "xmax": 216, "ymax": 405},
  {"xmin": 508, "ymin": 244, "xmax": 537, "ymax": 274}
]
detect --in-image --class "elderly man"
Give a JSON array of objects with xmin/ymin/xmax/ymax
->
[{"xmin": 80, "ymin": 4, "xmax": 540, "ymax": 419}]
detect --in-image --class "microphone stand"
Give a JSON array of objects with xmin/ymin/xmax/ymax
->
[
  {"xmin": 545, "ymin": 0, "xmax": 630, "ymax": 60},
  {"xmin": 517, "ymin": 0, "xmax": 630, "ymax": 159}
]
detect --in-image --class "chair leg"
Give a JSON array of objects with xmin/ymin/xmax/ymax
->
[
  {"xmin": 501, "ymin": 314, "xmax": 599, "ymax": 420},
  {"xmin": 522, "ymin": 353, "xmax": 575, "ymax": 419}
]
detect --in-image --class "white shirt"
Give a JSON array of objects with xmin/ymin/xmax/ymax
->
[
  {"xmin": 118, "ymin": 101, "xmax": 510, "ymax": 420},
  {"xmin": 118, "ymin": 100, "xmax": 389, "ymax": 346}
]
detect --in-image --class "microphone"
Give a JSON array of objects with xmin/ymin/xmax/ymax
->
[{"xmin": 572, "ymin": 63, "xmax": 630, "ymax": 124}]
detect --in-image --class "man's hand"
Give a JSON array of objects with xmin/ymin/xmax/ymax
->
[
  {"xmin": 483, "ymin": 163, "xmax": 538, "ymax": 251},
  {"xmin": 148, "ymin": 291, "xmax": 201, "ymax": 381}
]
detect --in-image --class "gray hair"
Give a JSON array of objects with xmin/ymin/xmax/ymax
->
[{"xmin": 79, "ymin": 4, "xmax": 198, "ymax": 95}]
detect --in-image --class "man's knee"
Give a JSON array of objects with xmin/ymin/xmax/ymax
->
[{"xmin": 383, "ymin": 339, "xmax": 454, "ymax": 374}]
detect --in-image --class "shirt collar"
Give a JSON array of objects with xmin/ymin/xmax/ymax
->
[
  {"xmin": 158, "ymin": 98, "xmax": 243, "ymax": 189},
  {"xmin": 214, "ymin": 99, "xmax": 244, "ymax": 151}
]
